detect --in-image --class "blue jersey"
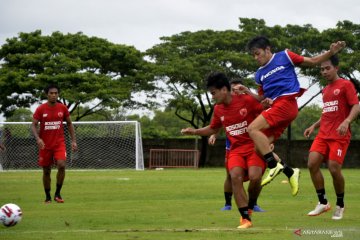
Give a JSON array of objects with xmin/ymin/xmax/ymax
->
[
  {"xmin": 255, "ymin": 50, "xmax": 301, "ymax": 100},
  {"xmin": 225, "ymin": 137, "xmax": 231, "ymax": 151}
]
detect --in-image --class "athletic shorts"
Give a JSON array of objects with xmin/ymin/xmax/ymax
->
[
  {"xmin": 309, "ymin": 136, "xmax": 350, "ymax": 165},
  {"xmin": 38, "ymin": 142, "xmax": 67, "ymax": 167},
  {"xmin": 227, "ymin": 150, "xmax": 266, "ymax": 181},
  {"xmin": 261, "ymin": 96, "xmax": 298, "ymax": 140}
]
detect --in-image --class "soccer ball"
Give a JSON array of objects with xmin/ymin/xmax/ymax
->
[{"xmin": 0, "ymin": 203, "xmax": 23, "ymax": 227}]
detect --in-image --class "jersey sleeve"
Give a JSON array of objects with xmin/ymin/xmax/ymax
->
[
  {"xmin": 286, "ymin": 50, "xmax": 304, "ymax": 65},
  {"xmin": 345, "ymin": 81, "xmax": 359, "ymax": 105},
  {"xmin": 209, "ymin": 106, "xmax": 222, "ymax": 129},
  {"xmin": 33, "ymin": 106, "xmax": 42, "ymax": 121}
]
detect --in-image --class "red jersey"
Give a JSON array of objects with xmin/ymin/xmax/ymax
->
[
  {"xmin": 318, "ymin": 78, "xmax": 359, "ymax": 140},
  {"xmin": 33, "ymin": 102, "xmax": 70, "ymax": 149},
  {"xmin": 210, "ymin": 94, "xmax": 263, "ymax": 154}
]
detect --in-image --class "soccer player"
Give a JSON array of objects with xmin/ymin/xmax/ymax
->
[
  {"xmin": 31, "ymin": 84, "xmax": 78, "ymax": 203},
  {"xmin": 181, "ymin": 72, "xmax": 267, "ymax": 229},
  {"xmin": 304, "ymin": 55, "xmax": 359, "ymax": 220},
  {"xmin": 209, "ymin": 78, "xmax": 265, "ymax": 212},
  {"xmin": 246, "ymin": 36, "xmax": 346, "ymax": 195}
]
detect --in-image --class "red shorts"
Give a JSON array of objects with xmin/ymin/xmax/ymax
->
[
  {"xmin": 38, "ymin": 142, "xmax": 67, "ymax": 167},
  {"xmin": 227, "ymin": 150, "xmax": 266, "ymax": 181},
  {"xmin": 261, "ymin": 96, "xmax": 298, "ymax": 140},
  {"xmin": 309, "ymin": 136, "xmax": 350, "ymax": 165}
]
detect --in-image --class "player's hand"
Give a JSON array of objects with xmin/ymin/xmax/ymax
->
[
  {"xmin": 232, "ymin": 85, "xmax": 249, "ymax": 95},
  {"xmin": 261, "ymin": 98, "xmax": 273, "ymax": 109},
  {"xmin": 37, "ymin": 138, "xmax": 45, "ymax": 149},
  {"xmin": 181, "ymin": 128, "xmax": 196, "ymax": 135},
  {"xmin": 336, "ymin": 120, "xmax": 350, "ymax": 136},
  {"xmin": 330, "ymin": 41, "xmax": 346, "ymax": 55},
  {"xmin": 0, "ymin": 143, "xmax": 5, "ymax": 151},
  {"xmin": 304, "ymin": 126, "xmax": 315, "ymax": 138},
  {"xmin": 72, "ymin": 141, "xmax": 78, "ymax": 151},
  {"xmin": 208, "ymin": 134, "xmax": 216, "ymax": 145}
]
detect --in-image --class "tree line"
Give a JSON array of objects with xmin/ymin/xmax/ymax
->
[{"xmin": 1, "ymin": 18, "xmax": 360, "ymax": 165}]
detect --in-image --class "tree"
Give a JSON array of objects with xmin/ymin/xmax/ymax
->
[
  {"xmin": 0, "ymin": 30, "xmax": 149, "ymax": 120},
  {"xmin": 145, "ymin": 29, "xmax": 259, "ymax": 166},
  {"xmin": 144, "ymin": 18, "xmax": 360, "ymax": 165}
]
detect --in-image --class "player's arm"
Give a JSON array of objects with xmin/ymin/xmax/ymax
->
[
  {"xmin": 299, "ymin": 41, "xmax": 346, "ymax": 67},
  {"xmin": 181, "ymin": 125, "xmax": 220, "ymax": 136},
  {"xmin": 65, "ymin": 116, "xmax": 78, "ymax": 151},
  {"xmin": 31, "ymin": 118, "xmax": 45, "ymax": 149},
  {"xmin": 303, "ymin": 119, "xmax": 321, "ymax": 138},
  {"xmin": 336, "ymin": 104, "xmax": 360, "ymax": 136}
]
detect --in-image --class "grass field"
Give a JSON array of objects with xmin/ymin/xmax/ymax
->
[{"xmin": 0, "ymin": 168, "xmax": 359, "ymax": 240}]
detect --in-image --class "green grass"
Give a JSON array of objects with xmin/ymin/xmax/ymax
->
[{"xmin": 0, "ymin": 168, "xmax": 360, "ymax": 240}]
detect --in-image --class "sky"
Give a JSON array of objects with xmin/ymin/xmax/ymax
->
[{"xmin": 0, "ymin": 0, "xmax": 359, "ymax": 113}]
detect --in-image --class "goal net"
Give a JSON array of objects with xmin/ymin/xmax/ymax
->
[{"xmin": 0, "ymin": 121, "xmax": 144, "ymax": 170}]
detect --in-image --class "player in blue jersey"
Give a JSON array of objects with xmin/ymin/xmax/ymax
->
[{"xmin": 246, "ymin": 36, "xmax": 346, "ymax": 196}]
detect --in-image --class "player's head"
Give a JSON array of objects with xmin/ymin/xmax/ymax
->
[
  {"xmin": 320, "ymin": 55, "xmax": 339, "ymax": 82},
  {"xmin": 247, "ymin": 36, "xmax": 272, "ymax": 66},
  {"xmin": 230, "ymin": 78, "xmax": 244, "ymax": 95},
  {"xmin": 206, "ymin": 72, "xmax": 231, "ymax": 104},
  {"xmin": 44, "ymin": 83, "xmax": 60, "ymax": 104}
]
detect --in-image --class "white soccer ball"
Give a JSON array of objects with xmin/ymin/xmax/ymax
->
[{"xmin": 0, "ymin": 203, "xmax": 23, "ymax": 227}]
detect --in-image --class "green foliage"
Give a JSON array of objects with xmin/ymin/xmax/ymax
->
[
  {"xmin": 128, "ymin": 108, "xmax": 190, "ymax": 138},
  {"xmin": 0, "ymin": 30, "xmax": 148, "ymax": 120}
]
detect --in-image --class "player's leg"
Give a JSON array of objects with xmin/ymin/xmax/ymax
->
[
  {"xmin": 307, "ymin": 151, "xmax": 331, "ymax": 216},
  {"xmin": 39, "ymin": 149, "xmax": 52, "ymax": 203},
  {"xmin": 221, "ymin": 151, "xmax": 232, "ymax": 210},
  {"xmin": 327, "ymin": 139, "xmax": 348, "ymax": 220},
  {"xmin": 250, "ymin": 99, "xmax": 299, "ymax": 188},
  {"xmin": 229, "ymin": 166, "xmax": 252, "ymax": 229},
  {"xmin": 54, "ymin": 160, "xmax": 66, "ymax": 203},
  {"xmin": 247, "ymin": 166, "xmax": 263, "ymax": 211},
  {"xmin": 54, "ymin": 145, "xmax": 67, "ymax": 203},
  {"xmin": 328, "ymin": 160, "xmax": 345, "ymax": 220},
  {"xmin": 221, "ymin": 171, "xmax": 232, "ymax": 210},
  {"xmin": 42, "ymin": 166, "xmax": 52, "ymax": 203}
]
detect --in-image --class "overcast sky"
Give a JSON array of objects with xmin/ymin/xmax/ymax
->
[
  {"xmin": 1, "ymin": 0, "xmax": 359, "ymax": 51},
  {"xmin": 0, "ymin": 0, "xmax": 359, "ymax": 112}
]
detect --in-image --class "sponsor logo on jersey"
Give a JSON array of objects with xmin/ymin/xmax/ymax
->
[{"xmin": 260, "ymin": 66, "xmax": 285, "ymax": 81}]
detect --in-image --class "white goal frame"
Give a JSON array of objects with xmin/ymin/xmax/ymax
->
[{"xmin": 0, "ymin": 121, "xmax": 144, "ymax": 170}]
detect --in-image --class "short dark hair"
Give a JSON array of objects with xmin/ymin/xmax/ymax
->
[
  {"xmin": 247, "ymin": 36, "xmax": 271, "ymax": 51},
  {"xmin": 206, "ymin": 72, "xmax": 231, "ymax": 91},
  {"xmin": 329, "ymin": 54, "xmax": 339, "ymax": 67},
  {"xmin": 230, "ymin": 78, "xmax": 244, "ymax": 85},
  {"xmin": 44, "ymin": 83, "xmax": 60, "ymax": 94}
]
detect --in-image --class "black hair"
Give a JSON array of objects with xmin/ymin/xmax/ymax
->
[
  {"xmin": 247, "ymin": 36, "xmax": 271, "ymax": 51},
  {"xmin": 230, "ymin": 78, "xmax": 244, "ymax": 85},
  {"xmin": 329, "ymin": 54, "xmax": 339, "ymax": 67},
  {"xmin": 44, "ymin": 83, "xmax": 60, "ymax": 94},
  {"xmin": 206, "ymin": 72, "xmax": 231, "ymax": 91}
]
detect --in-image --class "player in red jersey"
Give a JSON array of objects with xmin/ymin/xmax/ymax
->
[
  {"xmin": 182, "ymin": 72, "xmax": 269, "ymax": 229},
  {"xmin": 304, "ymin": 55, "xmax": 359, "ymax": 220},
  {"xmin": 245, "ymin": 36, "xmax": 346, "ymax": 196},
  {"xmin": 31, "ymin": 84, "xmax": 78, "ymax": 203},
  {"xmin": 209, "ymin": 79, "xmax": 265, "ymax": 212}
]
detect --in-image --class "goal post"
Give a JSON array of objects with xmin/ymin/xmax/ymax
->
[{"xmin": 0, "ymin": 121, "xmax": 144, "ymax": 170}]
